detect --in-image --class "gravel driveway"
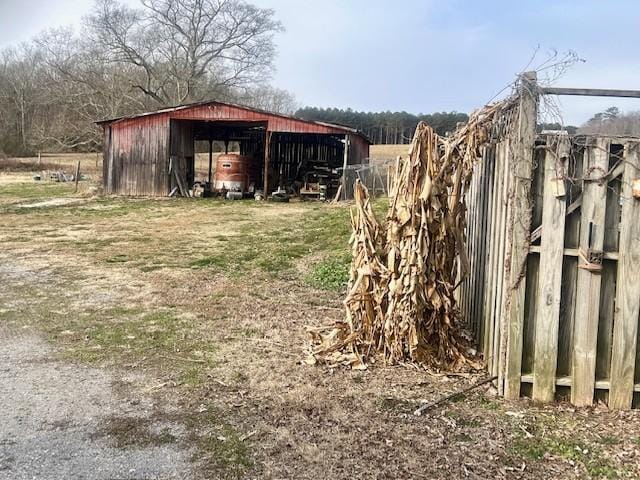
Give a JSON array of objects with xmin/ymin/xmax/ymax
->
[{"xmin": 0, "ymin": 326, "xmax": 192, "ymax": 480}]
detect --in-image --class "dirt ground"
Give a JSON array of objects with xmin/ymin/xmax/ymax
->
[{"xmin": 1, "ymin": 173, "xmax": 640, "ymax": 479}]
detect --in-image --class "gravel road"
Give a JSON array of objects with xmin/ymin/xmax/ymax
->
[{"xmin": 0, "ymin": 326, "xmax": 192, "ymax": 480}]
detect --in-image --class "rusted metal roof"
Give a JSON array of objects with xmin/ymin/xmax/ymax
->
[{"xmin": 97, "ymin": 99, "xmax": 371, "ymax": 143}]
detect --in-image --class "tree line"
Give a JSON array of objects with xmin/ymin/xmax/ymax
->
[
  {"xmin": 1, "ymin": 0, "xmax": 636, "ymax": 157},
  {"xmin": 0, "ymin": 0, "xmax": 295, "ymax": 156},
  {"xmin": 295, "ymin": 107, "xmax": 469, "ymax": 144}
]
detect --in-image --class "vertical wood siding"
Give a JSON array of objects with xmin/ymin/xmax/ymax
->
[{"xmin": 105, "ymin": 114, "xmax": 170, "ymax": 196}]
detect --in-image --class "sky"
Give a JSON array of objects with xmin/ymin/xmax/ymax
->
[{"xmin": 1, "ymin": 0, "xmax": 639, "ymax": 125}]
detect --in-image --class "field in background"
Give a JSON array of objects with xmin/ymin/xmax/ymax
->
[
  {"xmin": 369, "ymin": 144, "xmax": 409, "ymax": 165},
  {"xmin": 0, "ymin": 152, "xmax": 103, "ymax": 177}
]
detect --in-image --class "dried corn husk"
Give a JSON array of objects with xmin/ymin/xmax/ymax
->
[{"xmin": 307, "ymin": 97, "xmax": 519, "ymax": 370}]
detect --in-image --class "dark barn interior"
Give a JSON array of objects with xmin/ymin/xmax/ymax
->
[{"xmin": 98, "ymin": 101, "xmax": 370, "ymax": 199}]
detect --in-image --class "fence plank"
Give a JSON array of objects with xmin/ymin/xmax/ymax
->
[
  {"xmin": 490, "ymin": 142, "xmax": 507, "ymax": 377},
  {"xmin": 532, "ymin": 135, "xmax": 569, "ymax": 402},
  {"xmin": 483, "ymin": 146, "xmax": 500, "ymax": 366},
  {"xmin": 571, "ymin": 139, "xmax": 610, "ymax": 406},
  {"xmin": 504, "ymin": 72, "xmax": 538, "ymax": 399},
  {"xmin": 476, "ymin": 153, "xmax": 492, "ymax": 345},
  {"xmin": 609, "ymin": 143, "xmax": 640, "ymax": 409},
  {"xmin": 496, "ymin": 140, "xmax": 512, "ymax": 392}
]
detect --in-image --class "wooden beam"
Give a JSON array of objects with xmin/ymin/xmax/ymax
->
[
  {"xmin": 532, "ymin": 135, "xmax": 569, "ymax": 402},
  {"xmin": 504, "ymin": 71, "xmax": 538, "ymax": 399},
  {"xmin": 571, "ymin": 139, "xmax": 610, "ymax": 406},
  {"xmin": 495, "ymin": 140, "xmax": 511, "ymax": 391},
  {"xmin": 207, "ymin": 139, "xmax": 213, "ymax": 185},
  {"xmin": 529, "ymin": 245, "xmax": 618, "ymax": 261},
  {"xmin": 521, "ymin": 374, "xmax": 640, "ymax": 392},
  {"xmin": 263, "ymin": 131, "xmax": 271, "ymax": 197},
  {"xmin": 609, "ymin": 143, "xmax": 640, "ymax": 409},
  {"xmin": 541, "ymin": 87, "xmax": 640, "ymax": 98},
  {"xmin": 482, "ymin": 147, "xmax": 498, "ymax": 363}
]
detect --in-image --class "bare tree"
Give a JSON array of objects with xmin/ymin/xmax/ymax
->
[
  {"xmin": 86, "ymin": 0, "xmax": 283, "ymax": 105},
  {"xmin": 235, "ymin": 85, "xmax": 298, "ymax": 114},
  {"xmin": 0, "ymin": 0, "xmax": 289, "ymax": 154}
]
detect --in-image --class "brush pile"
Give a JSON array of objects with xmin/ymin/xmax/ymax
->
[{"xmin": 306, "ymin": 97, "xmax": 519, "ymax": 370}]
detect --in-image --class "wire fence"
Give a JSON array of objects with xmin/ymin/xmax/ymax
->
[{"xmin": 341, "ymin": 160, "xmax": 396, "ymax": 200}]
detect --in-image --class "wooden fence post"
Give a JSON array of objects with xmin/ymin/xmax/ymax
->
[
  {"xmin": 263, "ymin": 131, "xmax": 272, "ymax": 197},
  {"xmin": 504, "ymin": 71, "xmax": 538, "ymax": 399},
  {"xmin": 609, "ymin": 143, "xmax": 640, "ymax": 409},
  {"xmin": 532, "ymin": 134, "xmax": 570, "ymax": 402},
  {"xmin": 571, "ymin": 139, "xmax": 610, "ymax": 406}
]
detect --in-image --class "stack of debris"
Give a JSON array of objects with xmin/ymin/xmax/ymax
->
[{"xmin": 307, "ymin": 97, "xmax": 519, "ymax": 370}]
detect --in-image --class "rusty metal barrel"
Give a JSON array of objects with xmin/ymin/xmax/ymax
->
[{"xmin": 213, "ymin": 154, "xmax": 252, "ymax": 192}]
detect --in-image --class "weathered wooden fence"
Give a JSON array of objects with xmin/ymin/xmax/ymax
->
[{"xmin": 460, "ymin": 74, "xmax": 640, "ymax": 409}]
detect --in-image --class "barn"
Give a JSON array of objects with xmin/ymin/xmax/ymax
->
[{"xmin": 96, "ymin": 100, "xmax": 370, "ymax": 198}]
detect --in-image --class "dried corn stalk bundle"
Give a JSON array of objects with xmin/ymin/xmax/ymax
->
[{"xmin": 307, "ymin": 97, "xmax": 519, "ymax": 370}]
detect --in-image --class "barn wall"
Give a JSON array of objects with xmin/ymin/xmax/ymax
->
[
  {"xmin": 347, "ymin": 134, "xmax": 370, "ymax": 165},
  {"xmin": 104, "ymin": 115, "xmax": 170, "ymax": 196}
]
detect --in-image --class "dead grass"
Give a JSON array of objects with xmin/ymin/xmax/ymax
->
[
  {"xmin": 369, "ymin": 144, "xmax": 409, "ymax": 165},
  {"xmin": 1, "ymin": 177, "xmax": 640, "ymax": 479}
]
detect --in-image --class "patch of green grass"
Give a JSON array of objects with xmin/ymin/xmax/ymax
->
[
  {"xmin": 52, "ymin": 308, "xmax": 215, "ymax": 366},
  {"xmin": 509, "ymin": 435, "xmax": 619, "ymax": 479},
  {"xmin": 0, "ymin": 182, "xmax": 74, "ymax": 200},
  {"xmin": 597, "ymin": 435, "xmax": 621, "ymax": 446},
  {"xmin": 91, "ymin": 415, "xmax": 177, "ymax": 449},
  {"xmin": 478, "ymin": 395, "xmax": 500, "ymax": 410},
  {"xmin": 306, "ymin": 257, "xmax": 350, "ymax": 290},
  {"xmin": 190, "ymin": 255, "xmax": 229, "ymax": 269},
  {"xmin": 182, "ymin": 410, "xmax": 253, "ymax": 479},
  {"xmin": 195, "ymin": 426, "xmax": 253, "ymax": 478}
]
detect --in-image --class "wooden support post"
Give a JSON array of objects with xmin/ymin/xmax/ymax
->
[
  {"xmin": 532, "ymin": 134, "xmax": 570, "ymax": 402},
  {"xmin": 504, "ymin": 71, "xmax": 538, "ymax": 399},
  {"xmin": 571, "ymin": 139, "xmax": 610, "ymax": 406},
  {"xmin": 609, "ymin": 143, "xmax": 640, "ymax": 409},
  {"xmin": 74, "ymin": 160, "xmax": 81, "ymax": 193},
  {"xmin": 263, "ymin": 131, "xmax": 271, "ymax": 198},
  {"xmin": 340, "ymin": 134, "xmax": 350, "ymax": 201},
  {"xmin": 207, "ymin": 139, "xmax": 213, "ymax": 185},
  {"xmin": 496, "ymin": 140, "xmax": 511, "ymax": 391}
]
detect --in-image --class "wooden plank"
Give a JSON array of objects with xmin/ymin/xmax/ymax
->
[
  {"xmin": 476, "ymin": 154, "xmax": 492, "ymax": 344},
  {"xmin": 521, "ymin": 374, "xmax": 640, "ymax": 393},
  {"xmin": 609, "ymin": 143, "xmax": 640, "ymax": 409},
  {"xmin": 496, "ymin": 141, "xmax": 511, "ymax": 389},
  {"xmin": 483, "ymin": 146, "xmax": 499, "ymax": 364},
  {"xmin": 532, "ymin": 135, "xmax": 569, "ymax": 402},
  {"xmin": 522, "ymin": 145, "xmax": 547, "ymax": 375},
  {"xmin": 541, "ymin": 87, "xmax": 640, "ymax": 98},
  {"xmin": 557, "ymin": 145, "xmax": 585, "ymax": 377},
  {"xmin": 528, "ymin": 245, "xmax": 618, "ymax": 260},
  {"xmin": 571, "ymin": 139, "xmax": 610, "ymax": 406},
  {"xmin": 504, "ymin": 71, "xmax": 538, "ymax": 399}
]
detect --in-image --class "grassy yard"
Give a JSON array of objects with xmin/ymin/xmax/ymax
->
[{"xmin": 1, "ymin": 175, "xmax": 640, "ymax": 479}]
